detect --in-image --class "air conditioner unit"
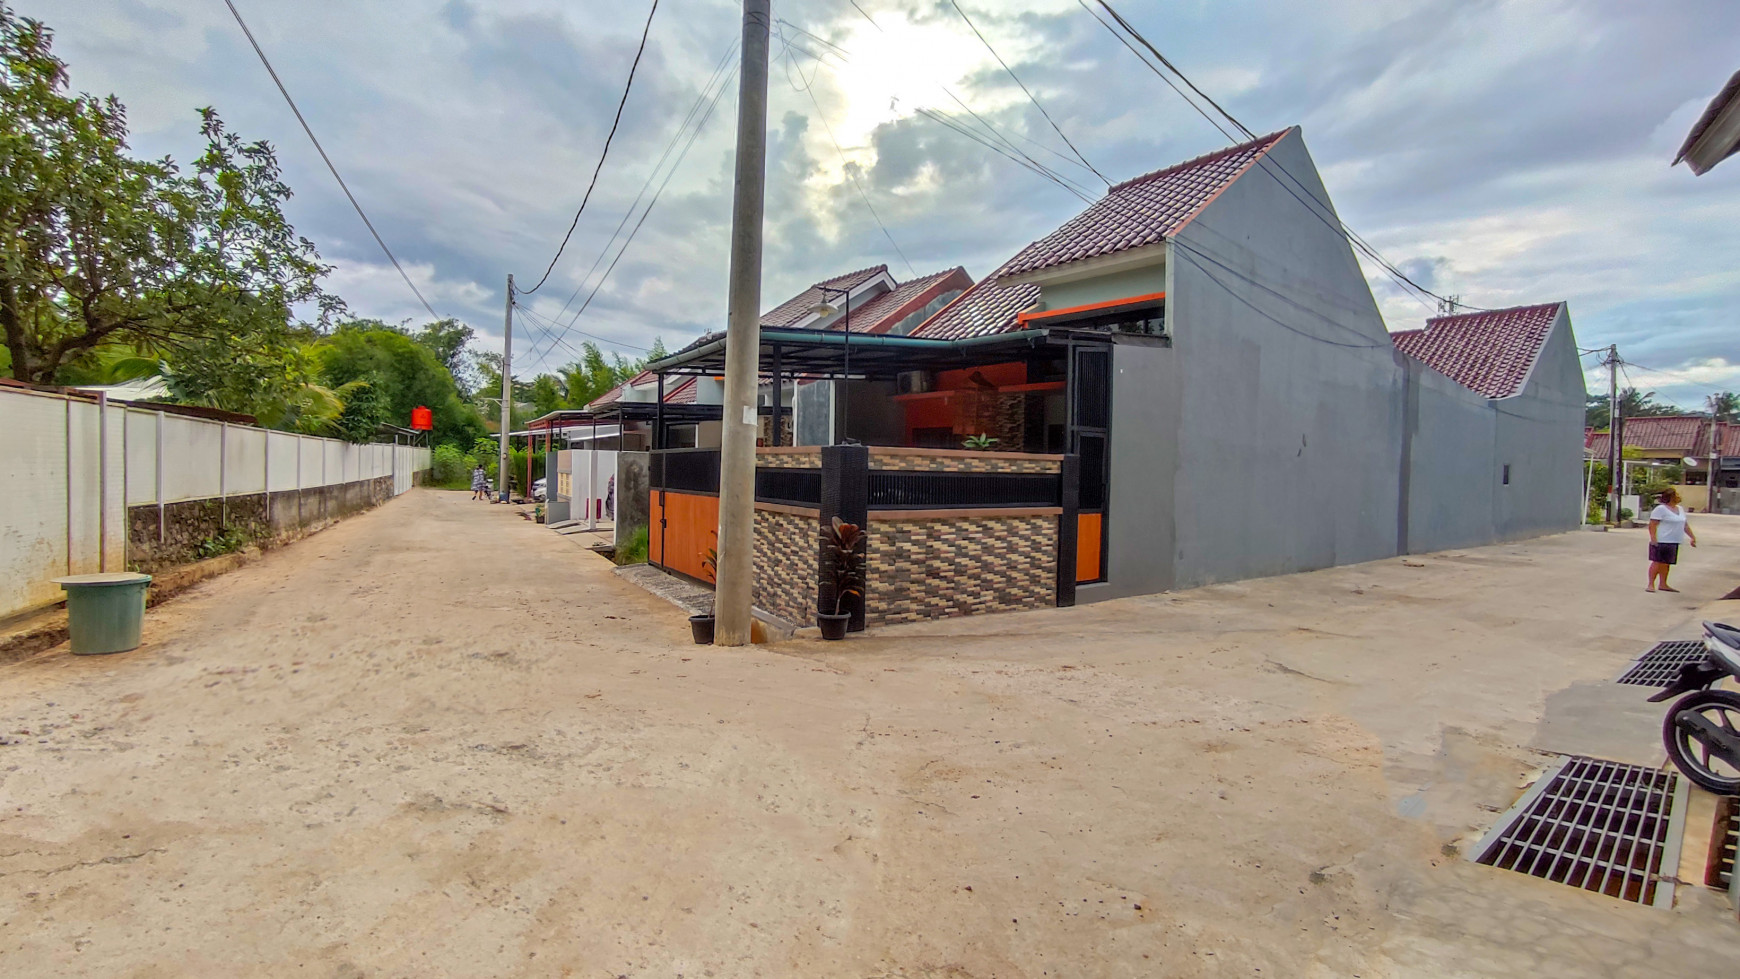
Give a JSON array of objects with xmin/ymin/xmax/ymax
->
[{"xmin": 896, "ymin": 371, "xmax": 934, "ymax": 394}]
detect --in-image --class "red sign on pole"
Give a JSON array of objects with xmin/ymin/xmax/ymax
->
[{"xmin": 410, "ymin": 406, "xmax": 434, "ymax": 431}]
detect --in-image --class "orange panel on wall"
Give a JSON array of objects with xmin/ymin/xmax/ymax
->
[
  {"xmin": 648, "ymin": 491, "xmax": 720, "ymax": 581},
  {"xmin": 1076, "ymin": 512, "xmax": 1103, "ymax": 583}
]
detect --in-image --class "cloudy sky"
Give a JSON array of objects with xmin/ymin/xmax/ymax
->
[{"xmin": 39, "ymin": 0, "xmax": 1740, "ymax": 407}]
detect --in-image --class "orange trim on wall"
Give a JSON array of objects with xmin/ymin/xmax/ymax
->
[
  {"xmin": 1017, "ymin": 291, "xmax": 1165, "ymax": 326},
  {"xmin": 1076, "ymin": 512, "xmax": 1103, "ymax": 583},
  {"xmin": 648, "ymin": 490, "xmax": 719, "ymax": 582}
]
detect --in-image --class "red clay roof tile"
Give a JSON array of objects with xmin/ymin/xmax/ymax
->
[{"xmin": 1390, "ymin": 303, "xmax": 1564, "ymax": 399}]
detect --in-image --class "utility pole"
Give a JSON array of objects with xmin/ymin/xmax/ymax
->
[
  {"xmin": 1607, "ymin": 346, "xmax": 1621, "ymax": 525},
  {"xmin": 713, "ymin": 0, "xmax": 771, "ymax": 646},
  {"xmin": 498, "ymin": 274, "xmax": 515, "ymax": 503},
  {"xmin": 1709, "ymin": 393, "xmax": 1723, "ymax": 514}
]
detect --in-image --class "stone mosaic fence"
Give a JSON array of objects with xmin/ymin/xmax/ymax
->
[
  {"xmin": 648, "ymin": 444, "xmax": 1080, "ymax": 629},
  {"xmin": 0, "ymin": 383, "xmax": 430, "ymax": 621}
]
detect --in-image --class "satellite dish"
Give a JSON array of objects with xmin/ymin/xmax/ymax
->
[{"xmin": 1683, "ymin": 457, "xmax": 1700, "ymax": 467}]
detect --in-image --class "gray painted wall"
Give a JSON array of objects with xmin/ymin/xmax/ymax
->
[
  {"xmin": 1164, "ymin": 128, "xmax": 1406, "ymax": 588},
  {"xmin": 1063, "ymin": 127, "xmax": 1582, "ymax": 597}
]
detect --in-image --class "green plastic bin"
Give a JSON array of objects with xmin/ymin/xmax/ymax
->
[{"xmin": 53, "ymin": 573, "xmax": 152, "ymax": 655}]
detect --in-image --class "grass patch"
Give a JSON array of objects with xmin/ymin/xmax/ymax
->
[{"xmin": 615, "ymin": 526, "xmax": 648, "ymax": 566}]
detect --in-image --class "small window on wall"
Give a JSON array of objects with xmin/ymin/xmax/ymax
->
[{"xmin": 1502, "ymin": 464, "xmax": 1511, "ymax": 485}]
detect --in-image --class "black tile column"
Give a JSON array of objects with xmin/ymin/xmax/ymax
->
[
  {"xmin": 819, "ymin": 444, "xmax": 870, "ymax": 632},
  {"xmin": 1057, "ymin": 454, "xmax": 1079, "ymax": 608}
]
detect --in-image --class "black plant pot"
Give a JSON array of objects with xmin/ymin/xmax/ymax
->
[
  {"xmin": 817, "ymin": 612, "xmax": 850, "ymax": 641},
  {"xmin": 689, "ymin": 614, "xmax": 715, "ymax": 645}
]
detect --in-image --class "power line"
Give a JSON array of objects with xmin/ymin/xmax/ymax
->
[
  {"xmin": 220, "ymin": 0, "xmax": 440, "ymax": 321},
  {"xmin": 946, "ymin": 0, "xmax": 1109, "ymax": 186},
  {"xmin": 783, "ymin": 15, "xmax": 1099, "ymax": 197},
  {"xmin": 779, "ymin": 25, "xmax": 1096, "ymax": 202},
  {"xmin": 775, "ymin": 28, "xmax": 917, "ymax": 274},
  {"xmin": 1082, "ymin": 0, "xmax": 1480, "ymax": 314},
  {"xmin": 521, "ymin": 39, "xmax": 742, "ymax": 368},
  {"xmin": 537, "ymin": 50, "xmax": 741, "ymax": 361},
  {"xmin": 518, "ymin": 0, "xmax": 660, "ymax": 295}
]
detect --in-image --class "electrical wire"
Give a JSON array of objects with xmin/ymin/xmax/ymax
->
[
  {"xmin": 1082, "ymin": 0, "xmax": 1480, "ymax": 314},
  {"xmin": 518, "ymin": 40, "xmax": 741, "ymax": 369},
  {"xmin": 781, "ymin": 17, "xmax": 1099, "ymax": 196},
  {"xmin": 946, "ymin": 0, "xmax": 1110, "ymax": 186},
  {"xmin": 518, "ymin": 0, "xmax": 660, "ymax": 295},
  {"xmin": 778, "ymin": 25, "xmax": 1097, "ymax": 203},
  {"xmin": 220, "ymin": 0, "xmax": 440, "ymax": 321},
  {"xmin": 543, "ymin": 54, "xmax": 740, "ymax": 357},
  {"xmin": 775, "ymin": 28, "xmax": 917, "ymax": 274}
]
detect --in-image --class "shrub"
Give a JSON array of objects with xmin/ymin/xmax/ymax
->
[
  {"xmin": 431, "ymin": 444, "xmax": 468, "ymax": 484},
  {"xmin": 615, "ymin": 526, "xmax": 648, "ymax": 566}
]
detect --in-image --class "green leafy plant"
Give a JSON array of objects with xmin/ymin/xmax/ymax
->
[
  {"xmin": 821, "ymin": 516, "xmax": 865, "ymax": 616},
  {"xmin": 614, "ymin": 526, "xmax": 649, "ymax": 566},
  {"xmin": 195, "ymin": 526, "xmax": 250, "ymax": 559},
  {"xmin": 962, "ymin": 433, "xmax": 999, "ymax": 450}
]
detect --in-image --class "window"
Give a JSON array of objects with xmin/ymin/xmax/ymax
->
[{"xmin": 1502, "ymin": 464, "xmax": 1511, "ymax": 485}]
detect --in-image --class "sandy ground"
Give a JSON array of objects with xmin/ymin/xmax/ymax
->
[{"xmin": 3, "ymin": 489, "xmax": 1740, "ymax": 977}]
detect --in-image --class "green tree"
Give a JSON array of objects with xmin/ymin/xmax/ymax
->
[
  {"xmin": 0, "ymin": 9, "xmax": 338, "ymax": 384},
  {"xmin": 1711, "ymin": 391, "xmax": 1739, "ymax": 424},
  {"xmin": 1586, "ymin": 387, "xmax": 1682, "ymax": 429},
  {"xmin": 530, "ymin": 373, "xmax": 565, "ymax": 416},
  {"xmin": 316, "ymin": 322, "xmax": 485, "ymax": 446},
  {"xmin": 413, "ymin": 318, "xmax": 477, "ymax": 395}
]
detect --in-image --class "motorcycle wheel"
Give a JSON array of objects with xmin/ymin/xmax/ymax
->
[{"xmin": 1663, "ymin": 689, "xmax": 1740, "ymax": 795}]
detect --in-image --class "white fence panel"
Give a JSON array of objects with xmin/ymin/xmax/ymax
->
[
  {"xmin": 100, "ymin": 401, "xmax": 127, "ymax": 567},
  {"xmin": 265, "ymin": 431, "xmax": 300, "ymax": 493},
  {"xmin": 65, "ymin": 399, "xmax": 102, "ymax": 577},
  {"xmin": 125, "ymin": 410, "xmax": 159, "ymax": 506},
  {"xmin": 161, "ymin": 414, "xmax": 223, "ymax": 502},
  {"xmin": 0, "ymin": 390, "xmax": 74, "ymax": 615},
  {"xmin": 224, "ymin": 424, "xmax": 266, "ymax": 496}
]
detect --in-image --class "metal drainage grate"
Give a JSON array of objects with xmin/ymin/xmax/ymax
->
[
  {"xmin": 1616, "ymin": 640, "xmax": 1708, "ymax": 687},
  {"xmin": 1469, "ymin": 755, "xmax": 1689, "ymax": 908},
  {"xmin": 1708, "ymin": 796, "xmax": 1738, "ymax": 891}
]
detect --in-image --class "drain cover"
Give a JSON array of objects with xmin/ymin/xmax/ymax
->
[
  {"xmin": 1616, "ymin": 640, "xmax": 1708, "ymax": 687},
  {"xmin": 1469, "ymin": 755, "xmax": 1689, "ymax": 908},
  {"xmin": 1709, "ymin": 796, "xmax": 1738, "ymax": 891}
]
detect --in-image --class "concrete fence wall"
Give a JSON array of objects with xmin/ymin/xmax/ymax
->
[{"xmin": 0, "ymin": 385, "xmax": 429, "ymax": 620}]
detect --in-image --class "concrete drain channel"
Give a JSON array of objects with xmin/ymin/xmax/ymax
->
[
  {"xmin": 1468, "ymin": 755, "xmax": 1688, "ymax": 908},
  {"xmin": 1709, "ymin": 797, "xmax": 1738, "ymax": 892},
  {"xmin": 1616, "ymin": 640, "xmax": 1709, "ymax": 687}
]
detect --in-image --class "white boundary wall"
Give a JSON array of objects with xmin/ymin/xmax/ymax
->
[{"xmin": 0, "ymin": 385, "xmax": 429, "ymax": 620}]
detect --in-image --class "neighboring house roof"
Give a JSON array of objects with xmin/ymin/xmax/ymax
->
[
  {"xmin": 584, "ymin": 369, "xmax": 697, "ymax": 411},
  {"xmin": 1674, "ymin": 69, "xmax": 1740, "ymax": 176},
  {"xmin": 914, "ymin": 129, "xmax": 1290, "ymax": 341},
  {"xmin": 831, "ymin": 267, "xmax": 972, "ymax": 336},
  {"xmin": 1389, "ymin": 303, "xmax": 1564, "ymax": 399},
  {"xmin": 759, "ymin": 265, "xmax": 890, "ymax": 328},
  {"xmin": 1584, "ymin": 416, "xmax": 1735, "ymax": 459}
]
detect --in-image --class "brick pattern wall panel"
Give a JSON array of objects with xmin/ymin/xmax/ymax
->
[
  {"xmin": 756, "ymin": 450, "xmax": 822, "ymax": 469},
  {"xmin": 868, "ymin": 515, "xmax": 1057, "ymax": 625},
  {"xmin": 753, "ymin": 508, "xmax": 816, "ymax": 625},
  {"xmin": 869, "ymin": 451, "xmax": 1060, "ymax": 474}
]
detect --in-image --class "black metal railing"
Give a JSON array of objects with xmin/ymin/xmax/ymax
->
[
  {"xmin": 755, "ymin": 467, "xmax": 822, "ymax": 507},
  {"xmin": 650, "ymin": 448, "xmax": 720, "ymax": 494},
  {"xmin": 868, "ymin": 471, "xmax": 1061, "ymax": 510}
]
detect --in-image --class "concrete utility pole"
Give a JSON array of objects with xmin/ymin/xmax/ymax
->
[
  {"xmin": 713, "ymin": 0, "xmax": 772, "ymax": 647},
  {"xmin": 499, "ymin": 274, "xmax": 515, "ymax": 503},
  {"xmin": 1606, "ymin": 344, "xmax": 1619, "ymax": 523},
  {"xmin": 1709, "ymin": 394, "xmax": 1723, "ymax": 514}
]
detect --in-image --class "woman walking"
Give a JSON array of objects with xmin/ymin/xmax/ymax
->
[
  {"xmin": 470, "ymin": 464, "xmax": 489, "ymax": 501},
  {"xmin": 1647, "ymin": 487, "xmax": 1698, "ymax": 592}
]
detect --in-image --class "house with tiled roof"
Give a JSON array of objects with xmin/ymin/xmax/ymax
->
[
  {"xmin": 641, "ymin": 125, "xmax": 1586, "ymax": 607},
  {"xmin": 1583, "ymin": 415, "xmax": 1740, "ymax": 513}
]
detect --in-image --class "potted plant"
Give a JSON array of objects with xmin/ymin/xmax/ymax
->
[
  {"xmin": 690, "ymin": 538, "xmax": 717, "ymax": 644},
  {"xmin": 818, "ymin": 516, "xmax": 864, "ymax": 641}
]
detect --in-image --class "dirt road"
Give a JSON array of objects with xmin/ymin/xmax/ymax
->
[{"xmin": 3, "ymin": 489, "xmax": 1739, "ymax": 977}]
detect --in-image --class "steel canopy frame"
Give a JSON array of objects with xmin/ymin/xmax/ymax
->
[{"xmin": 641, "ymin": 326, "xmax": 1061, "ymax": 379}]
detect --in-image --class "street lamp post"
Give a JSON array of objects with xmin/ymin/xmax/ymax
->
[{"xmin": 813, "ymin": 285, "xmax": 852, "ymax": 444}]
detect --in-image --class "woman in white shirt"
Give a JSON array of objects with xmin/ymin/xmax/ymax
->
[{"xmin": 1647, "ymin": 487, "xmax": 1698, "ymax": 592}]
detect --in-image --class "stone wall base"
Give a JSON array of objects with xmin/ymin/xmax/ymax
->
[{"xmin": 128, "ymin": 476, "xmax": 396, "ymax": 573}]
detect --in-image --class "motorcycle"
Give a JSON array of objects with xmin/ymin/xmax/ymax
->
[{"xmin": 1649, "ymin": 621, "xmax": 1740, "ymax": 795}]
